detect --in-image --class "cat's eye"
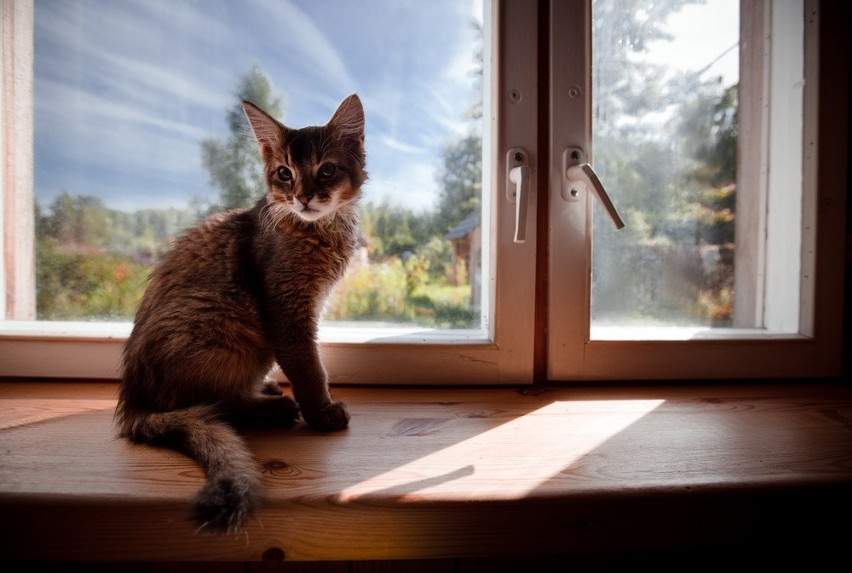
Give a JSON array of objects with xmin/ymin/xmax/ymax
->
[
  {"xmin": 317, "ymin": 163, "xmax": 337, "ymax": 180},
  {"xmin": 276, "ymin": 166, "xmax": 293, "ymax": 182}
]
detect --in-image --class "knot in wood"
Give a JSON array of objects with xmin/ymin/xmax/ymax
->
[
  {"xmin": 262, "ymin": 459, "xmax": 290, "ymax": 473},
  {"xmin": 262, "ymin": 547, "xmax": 286, "ymax": 561}
]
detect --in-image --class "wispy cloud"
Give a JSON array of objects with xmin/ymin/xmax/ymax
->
[
  {"xmin": 96, "ymin": 52, "xmax": 232, "ymax": 112},
  {"xmin": 250, "ymin": 0, "xmax": 358, "ymax": 94},
  {"xmin": 36, "ymin": 78, "xmax": 210, "ymax": 152},
  {"xmin": 376, "ymin": 135, "xmax": 429, "ymax": 156},
  {"xmin": 33, "ymin": 0, "xmax": 485, "ymax": 213},
  {"xmin": 363, "ymin": 162, "xmax": 439, "ymax": 213}
]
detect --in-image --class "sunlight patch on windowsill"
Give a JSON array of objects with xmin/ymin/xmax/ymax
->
[{"xmin": 337, "ymin": 399, "xmax": 665, "ymax": 502}]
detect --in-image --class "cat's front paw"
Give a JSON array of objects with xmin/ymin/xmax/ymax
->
[
  {"xmin": 260, "ymin": 379, "xmax": 284, "ymax": 396},
  {"xmin": 303, "ymin": 401, "xmax": 350, "ymax": 432}
]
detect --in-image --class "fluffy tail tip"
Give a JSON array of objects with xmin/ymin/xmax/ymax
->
[{"xmin": 191, "ymin": 474, "xmax": 260, "ymax": 534}]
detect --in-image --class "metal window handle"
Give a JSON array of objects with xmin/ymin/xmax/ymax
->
[
  {"xmin": 563, "ymin": 148, "xmax": 625, "ymax": 230},
  {"xmin": 506, "ymin": 148, "xmax": 529, "ymax": 243}
]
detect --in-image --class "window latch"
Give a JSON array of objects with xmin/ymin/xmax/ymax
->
[
  {"xmin": 563, "ymin": 147, "xmax": 625, "ymax": 230},
  {"xmin": 506, "ymin": 148, "xmax": 529, "ymax": 243}
]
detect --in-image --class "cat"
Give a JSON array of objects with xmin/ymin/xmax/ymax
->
[{"xmin": 115, "ymin": 94, "xmax": 367, "ymax": 533}]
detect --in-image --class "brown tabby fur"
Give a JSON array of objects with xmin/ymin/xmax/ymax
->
[{"xmin": 116, "ymin": 94, "xmax": 366, "ymax": 533}]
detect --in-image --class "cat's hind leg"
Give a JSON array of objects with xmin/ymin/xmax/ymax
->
[{"xmin": 229, "ymin": 394, "xmax": 301, "ymax": 428}]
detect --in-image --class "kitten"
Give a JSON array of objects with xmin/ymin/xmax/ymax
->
[{"xmin": 116, "ymin": 94, "xmax": 366, "ymax": 533}]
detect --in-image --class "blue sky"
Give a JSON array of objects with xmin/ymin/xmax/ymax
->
[{"xmin": 34, "ymin": 0, "xmax": 483, "ymax": 213}]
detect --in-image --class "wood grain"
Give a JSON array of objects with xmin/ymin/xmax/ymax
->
[{"xmin": 1, "ymin": 381, "xmax": 851, "ymax": 562}]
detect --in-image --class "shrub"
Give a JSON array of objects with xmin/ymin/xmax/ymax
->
[
  {"xmin": 36, "ymin": 238, "xmax": 148, "ymax": 320},
  {"xmin": 325, "ymin": 260, "xmax": 412, "ymax": 322}
]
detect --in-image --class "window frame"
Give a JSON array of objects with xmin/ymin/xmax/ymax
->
[
  {"xmin": 1, "ymin": 0, "xmax": 36, "ymax": 323},
  {"xmin": 0, "ymin": 0, "xmax": 846, "ymax": 384},
  {"xmin": 0, "ymin": 0, "xmax": 540, "ymax": 384},
  {"xmin": 545, "ymin": 0, "xmax": 845, "ymax": 381}
]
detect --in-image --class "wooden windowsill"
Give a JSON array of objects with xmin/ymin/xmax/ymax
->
[{"xmin": 1, "ymin": 379, "xmax": 850, "ymax": 563}]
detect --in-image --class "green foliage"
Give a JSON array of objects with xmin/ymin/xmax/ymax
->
[
  {"xmin": 359, "ymin": 201, "xmax": 434, "ymax": 258},
  {"xmin": 325, "ymin": 260, "xmax": 476, "ymax": 329},
  {"xmin": 35, "ymin": 193, "xmax": 198, "ymax": 320},
  {"xmin": 402, "ymin": 254, "xmax": 428, "ymax": 297},
  {"xmin": 410, "ymin": 283, "xmax": 477, "ymax": 328},
  {"xmin": 39, "ymin": 191, "xmax": 112, "ymax": 247},
  {"xmin": 36, "ymin": 238, "xmax": 148, "ymax": 320},
  {"xmin": 33, "ymin": 186, "xmax": 474, "ymax": 326},
  {"xmin": 593, "ymin": 77, "xmax": 738, "ymax": 324},
  {"xmin": 433, "ymin": 134, "xmax": 481, "ymax": 235},
  {"xmin": 325, "ymin": 261, "xmax": 410, "ymax": 323},
  {"xmin": 38, "ymin": 192, "xmax": 197, "ymax": 259},
  {"xmin": 202, "ymin": 65, "xmax": 284, "ymax": 211},
  {"xmin": 678, "ymin": 84, "xmax": 738, "ymax": 188},
  {"xmin": 590, "ymin": 0, "xmax": 740, "ymax": 326},
  {"xmin": 593, "ymin": 0, "xmax": 697, "ymax": 137},
  {"xmin": 419, "ymin": 236, "xmax": 454, "ymax": 282}
]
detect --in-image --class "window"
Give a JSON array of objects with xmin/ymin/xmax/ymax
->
[
  {"xmin": 546, "ymin": 0, "xmax": 844, "ymax": 380},
  {"xmin": 1, "ymin": 0, "xmax": 844, "ymax": 382},
  {"xmin": 1, "ymin": 0, "xmax": 538, "ymax": 383},
  {"xmin": 29, "ymin": 0, "xmax": 487, "ymax": 332}
]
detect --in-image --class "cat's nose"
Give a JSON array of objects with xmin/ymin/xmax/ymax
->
[{"xmin": 297, "ymin": 194, "xmax": 312, "ymax": 207}]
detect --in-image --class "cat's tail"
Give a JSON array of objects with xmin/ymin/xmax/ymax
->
[{"xmin": 117, "ymin": 405, "xmax": 261, "ymax": 533}]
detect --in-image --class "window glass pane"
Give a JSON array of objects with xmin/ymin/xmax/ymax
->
[
  {"xmin": 32, "ymin": 0, "xmax": 485, "ymax": 330},
  {"xmin": 591, "ymin": 0, "xmax": 740, "ymax": 329}
]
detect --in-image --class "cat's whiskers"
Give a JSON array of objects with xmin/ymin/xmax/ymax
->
[
  {"xmin": 258, "ymin": 200, "xmax": 275, "ymax": 231},
  {"xmin": 259, "ymin": 199, "xmax": 291, "ymax": 233}
]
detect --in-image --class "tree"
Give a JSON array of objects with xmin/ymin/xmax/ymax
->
[
  {"xmin": 588, "ymin": 0, "xmax": 740, "ymax": 324},
  {"xmin": 678, "ymin": 82, "xmax": 738, "ymax": 282},
  {"xmin": 201, "ymin": 65, "xmax": 285, "ymax": 211},
  {"xmin": 359, "ymin": 201, "xmax": 433, "ymax": 259},
  {"xmin": 433, "ymin": 19, "xmax": 484, "ymax": 237},
  {"xmin": 40, "ymin": 191, "xmax": 112, "ymax": 248},
  {"xmin": 434, "ymin": 134, "xmax": 482, "ymax": 236},
  {"xmin": 592, "ymin": 0, "xmax": 705, "ymax": 239},
  {"xmin": 678, "ymin": 84, "xmax": 738, "ymax": 190}
]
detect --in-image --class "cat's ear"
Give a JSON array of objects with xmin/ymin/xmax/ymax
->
[
  {"xmin": 327, "ymin": 94, "xmax": 365, "ymax": 143},
  {"xmin": 243, "ymin": 101, "xmax": 284, "ymax": 160}
]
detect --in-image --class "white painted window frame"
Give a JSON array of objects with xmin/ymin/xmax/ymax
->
[
  {"xmin": 1, "ymin": 0, "xmax": 844, "ymax": 383},
  {"xmin": 0, "ymin": 0, "xmax": 540, "ymax": 384},
  {"xmin": 546, "ymin": 0, "xmax": 845, "ymax": 381},
  {"xmin": 1, "ymin": 0, "xmax": 35, "ymax": 323}
]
